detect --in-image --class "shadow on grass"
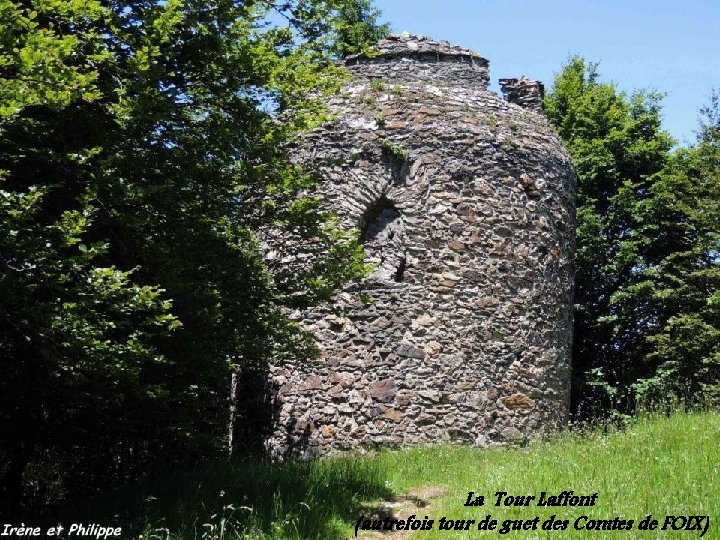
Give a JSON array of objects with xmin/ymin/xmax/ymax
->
[{"xmin": 65, "ymin": 455, "xmax": 393, "ymax": 539}]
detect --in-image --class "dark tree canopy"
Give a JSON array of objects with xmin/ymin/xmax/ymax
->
[
  {"xmin": 545, "ymin": 58, "xmax": 720, "ymax": 416},
  {"xmin": 0, "ymin": 0, "xmax": 380, "ymax": 514}
]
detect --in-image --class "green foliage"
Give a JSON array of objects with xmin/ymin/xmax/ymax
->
[
  {"xmin": 0, "ymin": 0, "xmax": 109, "ymax": 117},
  {"xmin": 360, "ymin": 92, "xmax": 377, "ymax": 107},
  {"xmin": 0, "ymin": 0, "xmax": 369, "ymax": 514},
  {"xmin": 545, "ymin": 57, "xmax": 674, "ymax": 413},
  {"xmin": 630, "ymin": 93, "xmax": 720, "ymax": 404},
  {"xmin": 545, "ymin": 57, "xmax": 719, "ymax": 415},
  {"xmin": 370, "ymin": 78, "xmax": 386, "ymax": 91},
  {"xmin": 380, "ymin": 137, "xmax": 409, "ymax": 162},
  {"xmin": 329, "ymin": 0, "xmax": 390, "ymax": 58}
]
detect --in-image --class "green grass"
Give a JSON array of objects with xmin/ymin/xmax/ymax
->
[
  {"xmin": 78, "ymin": 457, "xmax": 391, "ymax": 539},
  {"xmin": 369, "ymin": 411, "xmax": 720, "ymax": 539},
  {"xmin": 76, "ymin": 412, "xmax": 719, "ymax": 539}
]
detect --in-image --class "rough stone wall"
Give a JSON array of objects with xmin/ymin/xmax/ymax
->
[
  {"xmin": 499, "ymin": 77, "xmax": 545, "ymax": 113},
  {"xmin": 344, "ymin": 34, "xmax": 490, "ymax": 89},
  {"xmin": 267, "ymin": 34, "xmax": 576, "ymax": 458}
]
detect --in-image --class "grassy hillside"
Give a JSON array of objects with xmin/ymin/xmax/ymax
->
[
  {"xmin": 369, "ymin": 412, "xmax": 719, "ymax": 539},
  {"xmin": 77, "ymin": 412, "xmax": 718, "ymax": 539}
]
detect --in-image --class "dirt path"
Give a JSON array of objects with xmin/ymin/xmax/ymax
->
[{"xmin": 352, "ymin": 486, "xmax": 448, "ymax": 540}]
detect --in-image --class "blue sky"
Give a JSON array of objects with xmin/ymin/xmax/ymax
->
[{"xmin": 376, "ymin": 0, "xmax": 720, "ymax": 145}]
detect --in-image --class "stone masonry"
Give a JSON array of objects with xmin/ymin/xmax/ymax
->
[{"xmin": 266, "ymin": 34, "xmax": 576, "ymax": 458}]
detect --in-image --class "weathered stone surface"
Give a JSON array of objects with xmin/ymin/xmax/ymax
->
[
  {"xmin": 499, "ymin": 77, "xmax": 545, "ymax": 113},
  {"xmin": 265, "ymin": 33, "xmax": 575, "ymax": 457},
  {"xmin": 300, "ymin": 375, "xmax": 323, "ymax": 392},
  {"xmin": 369, "ymin": 380, "xmax": 397, "ymax": 402},
  {"xmin": 383, "ymin": 409, "xmax": 404, "ymax": 422},
  {"xmin": 345, "ymin": 33, "xmax": 490, "ymax": 89},
  {"xmin": 501, "ymin": 393, "xmax": 535, "ymax": 409},
  {"xmin": 396, "ymin": 343, "xmax": 426, "ymax": 359},
  {"xmin": 424, "ymin": 341, "xmax": 442, "ymax": 356},
  {"xmin": 500, "ymin": 426, "xmax": 526, "ymax": 442}
]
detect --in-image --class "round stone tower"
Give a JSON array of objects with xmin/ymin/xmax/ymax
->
[{"xmin": 267, "ymin": 34, "xmax": 575, "ymax": 457}]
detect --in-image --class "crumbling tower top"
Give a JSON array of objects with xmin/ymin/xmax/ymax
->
[
  {"xmin": 499, "ymin": 76, "xmax": 545, "ymax": 113},
  {"xmin": 345, "ymin": 33, "xmax": 490, "ymax": 89}
]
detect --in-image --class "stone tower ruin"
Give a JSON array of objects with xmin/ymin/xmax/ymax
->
[{"xmin": 266, "ymin": 34, "xmax": 576, "ymax": 458}]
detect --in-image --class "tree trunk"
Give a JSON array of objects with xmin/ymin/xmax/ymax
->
[{"xmin": 228, "ymin": 371, "xmax": 238, "ymax": 457}]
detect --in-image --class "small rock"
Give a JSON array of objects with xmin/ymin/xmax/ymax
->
[
  {"xmin": 369, "ymin": 380, "xmax": 397, "ymax": 402},
  {"xmin": 500, "ymin": 426, "xmax": 525, "ymax": 442},
  {"xmin": 502, "ymin": 393, "xmax": 534, "ymax": 409}
]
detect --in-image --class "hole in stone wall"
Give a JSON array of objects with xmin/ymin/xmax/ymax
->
[
  {"xmin": 360, "ymin": 196, "xmax": 407, "ymax": 283},
  {"xmin": 394, "ymin": 257, "xmax": 406, "ymax": 283}
]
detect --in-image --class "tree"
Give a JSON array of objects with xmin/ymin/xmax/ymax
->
[
  {"xmin": 330, "ymin": 0, "xmax": 390, "ymax": 58},
  {"xmin": 628, "ymin": 93, "xmax": 720, "ymax": 404},
  {"xmin": 544, "ymin": 57, "xmax": 674, "ymax": 415},
  {"xmin": 1, "ymin": 0, "xmax": 370, "ymax": 513},
  {"xmin": 546, "ymin": 58, "xmax": 720, "ymax": 415}
]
